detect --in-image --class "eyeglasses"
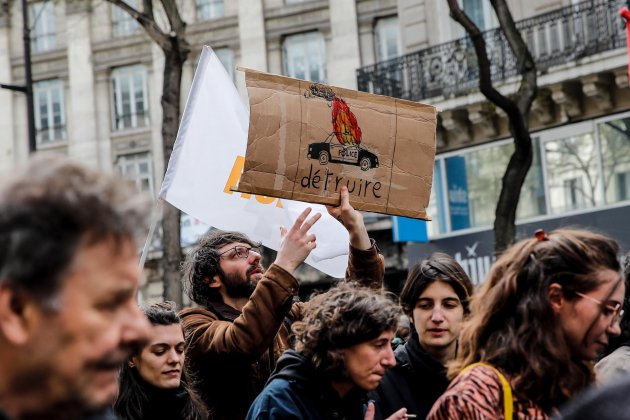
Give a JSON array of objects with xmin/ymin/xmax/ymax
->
[
  {"xmin": 574, "ymin": 291, "xmax": 625, "ymax": 327},
  {"xmin": 218, "ymin": 245, "xmax": 261, "ymax": 260}
]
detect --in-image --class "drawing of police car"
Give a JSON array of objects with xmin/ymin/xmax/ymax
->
[{"xmin": 307, "ymin": 136, "xmax": 379, "ymax": 171}]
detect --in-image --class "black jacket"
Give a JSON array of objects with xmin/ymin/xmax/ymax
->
[
  {"xmin": 370, "ymin": 330, "xmax": 450, "ymax": 419},
  {"xmin": 247, "ymin": 350, "xmax": 370, "ymax": 419}
]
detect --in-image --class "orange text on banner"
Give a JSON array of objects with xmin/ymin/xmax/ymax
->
[{"xmin": 223, "ymin": 156, "xmax": 283, "ymax": 208}]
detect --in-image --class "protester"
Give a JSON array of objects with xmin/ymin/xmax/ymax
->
[
  {"xmin": 114, "ymin": 302, "xmax": 208, "ymax": 419},
  {"xmin": 180, "ymin": 186, "xmax": 384, "ymax": 419},
  {"xmin": 246, "ymin": 282, "xmax": 407, "ymax": 419},
  {"xmin": 594, "ymin": 254, "xmax": 630, "ymax": 384},
  {"xmin": 0, "ymin": 154, "xmax": 151, "ymax": 420},
  {"xmin": 372, "ymin": 252, "xmax": 474, "ymax": 419},
  {"xmin": 390, "ymin": 314, "xmax": 411, "ymax": 350},
  {"xmin": 428, "ymin": 228, "xmax": 625, "ymax": 419}
]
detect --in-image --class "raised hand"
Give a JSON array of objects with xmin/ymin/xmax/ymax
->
[
  {"xmin": 274, "ymin": 207, "xmax": 321, "ymax": 274},
  {"xmin": 326, "ymin": 186, "xmax": 370, "ymax": 250}
]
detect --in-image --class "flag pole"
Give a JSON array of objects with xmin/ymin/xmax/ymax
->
[{"xmin": 139, "ymin": 199, "xmax": 164, "ymax": 272}]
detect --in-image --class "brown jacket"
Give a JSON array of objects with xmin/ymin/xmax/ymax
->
[{"xmin": 180, "ymin": 241, "xmax": 384, "ymax": 420}]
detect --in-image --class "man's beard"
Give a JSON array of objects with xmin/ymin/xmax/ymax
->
[{"xmin": 219, "ymin": 265, "xmax": 262, "ymax": 299}]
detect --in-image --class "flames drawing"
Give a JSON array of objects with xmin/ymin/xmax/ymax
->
[
  {"xmin": 332, "ymin": 97, "xmax": 362, "ymax": 146},
  {"xmin": 306, "ymin": 84, "xmax": 362, "ymax": 146}
]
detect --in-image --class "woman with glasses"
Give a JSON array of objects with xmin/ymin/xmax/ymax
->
[
  {"xmin": 595, "ymin": 255, "xmax": 630, "ymax": 384},
  {"xmin": 371, "ymin": 253, "xmax": 473, "ymax": 419},
  {"xmin": 428, "ymin": 228, "xmax": 625, "ymax": 420}
]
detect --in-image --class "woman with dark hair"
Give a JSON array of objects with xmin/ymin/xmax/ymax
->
[
  {"xmin": 428, "ymin": 228, "xmax": 626, "ymax": 419},
  {"xmin": 371, "ymin": 252, "xmax": 474, "ymax": 419},
  {"xmin": 114, "ymin": 302, "xmax": 208, "ymax": 420},
  {"xmin": 246, "ymin": 282, "xmax": 407, "ymax": 420}
]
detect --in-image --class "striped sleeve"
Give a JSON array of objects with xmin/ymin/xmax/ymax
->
[{"xmin": 427, "ymin": 365, "xmax": 505, "ymax": 420}]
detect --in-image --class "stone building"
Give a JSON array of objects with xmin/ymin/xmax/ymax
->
[{"xmin": 1, "ymin": 0, "xmax": 629, "ymax": 296}]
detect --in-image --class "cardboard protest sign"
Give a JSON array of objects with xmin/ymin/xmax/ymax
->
[{"xmin": 234, "ymin": 69, "xmax": 438, "ymax": 220}]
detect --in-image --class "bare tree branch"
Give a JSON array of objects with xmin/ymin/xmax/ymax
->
[
  {"xmin": 446, "ymin": 0, "xmax": 513, "ymax": 113},
  {"xmin": 490, "ymin": 0, "xmax": 537, "ymax": 121},
  {"xmin": 160, "ymin": 0, "xmax": 186, "ymax": 36},
  {"xmin": 105, "ymin": 0, "xmax": 170, "ymax": 50}
]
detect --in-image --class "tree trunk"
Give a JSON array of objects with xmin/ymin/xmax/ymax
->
[
  {"xmin": 104, "ymin": 1, "xmax": 190, "ymax": 305},
  {"xmin": 493, "ymin": 129, "xmax": 533, "ymax": 253},
  {"xmin": 447, "ymin": 0, "xmax": 537, "ymax": 255},
  {"xmin": 160, "ymin": 46, "xmax": 186, "ymax": 305}
]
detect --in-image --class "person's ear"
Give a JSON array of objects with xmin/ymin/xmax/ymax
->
[
  {"xmin": 206, "ymin": 275, "xmax": 222, "ymax": 289},
  {"xmin": 0, "ymin": 285, "xmax": 41, "ymax": 345},
  {"xmin": 548, "ymin": 283, "xmax": 565, "ymax": 314},
  {"xmin": 129, "ymin": 356, "xmax": 138, "ymax": 368}
]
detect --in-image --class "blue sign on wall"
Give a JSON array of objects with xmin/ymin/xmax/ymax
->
[
  {"xmin": 446, "ymin": 156, "xmax": 470, "ymax": 231},
  {"xmin": 392, "ymin": 216, "xmax": 428, "ymax": 243}
]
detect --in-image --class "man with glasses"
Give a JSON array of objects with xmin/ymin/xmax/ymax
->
[{"xmin": 180, "ymin": 186, "xmax": 384, "ymax": 420}]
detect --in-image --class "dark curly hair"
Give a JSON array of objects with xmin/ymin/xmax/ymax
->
[
  {"xmin": 292, "ymin": 282, "xmax": 401, "ymax": 377},
  {"xmin": 114, "ymin": 302, "xmax": 208, "ymax": 420},
  {"xmin": 181, "ymin": 230, "xmax": 259, "ymax": 305},
  {"xmin": 449, "ymin": 228, "xmax": 622, "ymax": 412},
  {"xmin": 400, "ymin": 252, "xmax": 474, "ymax": 316}
]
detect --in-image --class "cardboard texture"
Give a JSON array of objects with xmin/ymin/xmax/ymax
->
[{"xmin": 234, "ymin": 69, "xmax": 438, "ymax": 220}]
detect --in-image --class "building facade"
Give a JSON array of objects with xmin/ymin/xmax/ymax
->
[
  {"xmin": 359, "ymin": 0, "xmax": 630, "ymax": 287},
  {"xmin": 0, "ymin": 0, "xmax": 628, "ymax": 295}
]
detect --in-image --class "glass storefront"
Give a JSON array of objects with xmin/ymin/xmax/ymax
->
[{"xmin": 426, "ymin": 112, "xmax": 630, "ymax": 238}]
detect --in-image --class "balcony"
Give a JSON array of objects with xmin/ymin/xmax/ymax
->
[{"xmin": 357, "ymin": 0, "xmax": 627, "ymax": 102}]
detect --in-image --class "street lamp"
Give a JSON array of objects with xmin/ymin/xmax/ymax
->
[{"xmin": 0, "ymin": 0, "xmax": 36, "ymax": 153}]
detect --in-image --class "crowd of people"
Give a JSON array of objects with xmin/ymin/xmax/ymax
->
[{"xmin": 0, "ymin": 154, "xmax": 628, "ymax": 420}]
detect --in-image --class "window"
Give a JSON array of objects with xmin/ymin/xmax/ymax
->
[
  {"xmin": 426, "ymin": 161, "xmax": 447, "ymax": 236},
  {"xmin": 598, "ymin": 117, "xmax": 630, "ymax": 205},
  {"xmin": 283, "ymin": 32, "xmax": 326, "ymax": 83},
  {"xmin": 462, "ymin": 0, "xmax": 492, "ymax": 30},
  {"xmin": 112, "ymin": 0, "xmax": 139, "ymax": 38},
  {"xmin": 616, "ymin": 172, "xmax": 630, "ymax": 202},
  {"xmin": 544, "ymin": 134, "xmax": 600, "ymax": 214},
  {"xmin": 34, "ymin": 79, "xmax": 65, "ymax": 145},
  {"xmin": 444, "ymin": 140, "xmax": 545, "ymax": 231},
  {"xmin": 111, "ymin": 65, "xmax": 149, "ymax": 131},
  {"xmin": 427, "ymin": 113, "xmax": 630, "ymax": 238},
  {"xmin": 375, "ymin": 17, "xmax": 401, "ymax": 62},
  {"xmin": 563, "ymin": 178, "xmax": 585, "ymax": 210},
  {"xmin": 196, "ymin": 0, "xmax": 224, "ymax": 21},
  {"xmin": 116, "ymin": 153, "xmax": 154, "ymax": 195},
  {"xmin": 30, "ymin": 1, "xmax": 56, "ymax": 52},
  {"xmin": 215, "ymin": 48, "xmax": 235, "ymax": 82}
]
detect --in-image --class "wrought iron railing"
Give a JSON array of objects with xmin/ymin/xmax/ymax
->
[{"xmin": 357, "ymin": 0, "xmax": 627, "ymax": 102}]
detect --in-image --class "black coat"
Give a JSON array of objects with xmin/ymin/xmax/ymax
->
[{"xmin": 370, "ymin": 330, "xmax": 450, "ymax": 419}]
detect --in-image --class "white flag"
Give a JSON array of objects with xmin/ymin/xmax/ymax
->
[{"xmin": 160, "ymin": 46, "xmax": 350, "ymax": 278}]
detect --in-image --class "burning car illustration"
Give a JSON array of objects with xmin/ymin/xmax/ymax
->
[{"xmin": 305, "ymin": 84, "xmax": 379, "ymax": 171}]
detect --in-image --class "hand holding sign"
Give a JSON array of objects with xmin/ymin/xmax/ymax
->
[
  {"xmin": 275, "ymin": 208, "xmax": 322, "ymax": 274},
  {"xmin": 326, "ymin": 186, "xmax": 371, "ymax": 250}
]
